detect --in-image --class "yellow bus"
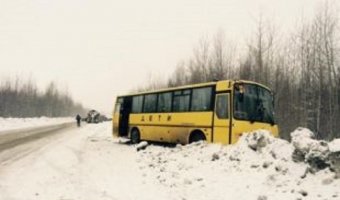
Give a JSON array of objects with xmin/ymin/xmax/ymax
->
[{"xmin": 112, "ymin": 80, "xmax": 279, "ymax": 145}]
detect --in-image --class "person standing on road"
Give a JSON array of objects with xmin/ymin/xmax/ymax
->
[{"xmin": 76, "ymin": 114, "xmax": 82, "ymax": 127}]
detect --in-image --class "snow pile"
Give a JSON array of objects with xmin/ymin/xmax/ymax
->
[
  {"xmin": 137, "ymin": 129, "xmax": 340, "ymax": 200},
  {"xmin": 291, "ymin": 128, "xmax": 330, "ymax": 171},
  {"xmin": 0, "ymin": 117, "xmax": 74, "ymax": 132},
  {"xmin": 329, "ymin": 139, "xmax": 340, "ymax": 152},
  {"xmin": 291, "ymin": 127, "xmax": 340, "ymax": 174},
  {"xmin": 328, "ymin": 139, "xmax": 340, "ymax": 175}
]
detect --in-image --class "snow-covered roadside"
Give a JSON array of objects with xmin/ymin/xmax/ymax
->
[
  {"xmin": 0, "ymin": 117, "xmax": 74, "ymax": 132},
  {"xmin": 137, "ymin": 129, "xmax": 340, "ymax": 200},
  {"xmin": 0, "ymin": 122, "xmax": 169, "ymax": 200},
  {"xmin": 0, "ymin": 122, "xmax": 339, "ymax": 200}
]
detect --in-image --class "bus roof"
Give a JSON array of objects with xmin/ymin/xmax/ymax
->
[{"xmin": 116, "ymin": 80, "xmax": 271, "ymax": 98}]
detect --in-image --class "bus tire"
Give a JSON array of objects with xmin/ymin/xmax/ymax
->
[
  {"xmin": 130, "ymin": 128, "xmax": 140, "ymax": 144},
  {"xmin": 189, "ymin": 131, "xmax": 206, "ymax": 143}
]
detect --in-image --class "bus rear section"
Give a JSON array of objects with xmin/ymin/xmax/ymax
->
[{"xmin": 112, "ymin": 96, "xmax": 132, "ymax": 138}]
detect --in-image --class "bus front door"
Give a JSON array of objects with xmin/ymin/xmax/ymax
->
[{"xmin": 213, "ymin": 93, "xmax": 231, "ymax": 144}]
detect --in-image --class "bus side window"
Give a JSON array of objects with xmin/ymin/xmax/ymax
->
[
  {"xmin": 132, "ymin": 95, "xmax": 144, "ymax": 113},
  {"xmin": 191, "ymin": 87, "xmax": 212, "ymax": 111},
  {"xmin": 157, "ymin": 92, "xmax": 172, "ymax": 112},
  {"xmin": 216, "ymin": 94, "xmax": 229, "ymax": 119},
  {"xmin": 144, "ymin": 94, "xmax": 157, "ymax": 113},
  {"xmin": 173, "ymin": 89, "xmax": 191, "ymax": 112}
]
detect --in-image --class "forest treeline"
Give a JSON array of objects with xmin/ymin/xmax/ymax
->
[
  {"xmin": 142, "ymin": 2, "xmax": 340, "ymax": 140},
  {"xmin": 0, "ymin": 77, "xmax": 86, "ymax": 118}
]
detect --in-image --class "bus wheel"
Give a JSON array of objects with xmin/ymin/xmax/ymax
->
[
  {"xmin": 189, "ymin": 131, "xmax": 206, "ymax": 143},
  {"xmin": 130, "ymin": 128, "xmax": 140, "ymax": 144}
]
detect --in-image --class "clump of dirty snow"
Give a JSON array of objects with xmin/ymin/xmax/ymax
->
[
  {"xmin": 136, "ymin": 129, "xmax": 340, "ymax": 200},
  {"xmin": 243, "ymin": 130, "xmax": 273, "ymax": 151},
  {"xmin": 329, "ymin": 139, "xmax": 340, "ymax": 152},
  {"xmin": 291, "ymin": 127, "xmax": 340, "ymax": 174},
  {"xmin": 328, "ymin": 139, "xmax": 340, "ymax": 175},
  {"xmin": 136, "ymin": 141, "xmax": 148, "ymax": 151}
]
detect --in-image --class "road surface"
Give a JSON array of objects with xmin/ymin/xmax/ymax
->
[
  {"xmin": 0, "ymin": 122, "xmax": 168, "ymax": 200},
  {"xmin": 0, "ymin": 123, "xmax": 74, "ymax": 165}
]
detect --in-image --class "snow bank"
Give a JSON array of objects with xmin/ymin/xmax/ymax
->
[
  {"xmin": 329, "ymin": 139, "xmax": 340, "ymax": 152},
  {"xmin": 137, "ymin": 129, "xmax": 340, "ymax": 200},
  {"xmin": 328, "ymin": 139, "xmax": 340, "ymax": 175},
  {"xmin": 0, "ymin": 117, "xmax": 74, "ymax": 132},
  {"xmin": 291, "ymin": 127, "xmax": 340, "ymax": 174}
]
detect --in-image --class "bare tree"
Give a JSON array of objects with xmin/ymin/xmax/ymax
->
[
  {"xmin": 210, "ymin": 30, "xmax": 237, "ymax": 80},
  {"xmin": 0, "ymin": 77, "xmax": 86, "ymax": 118},
  {"xmin": 142, "ymin": 0, "xmax": 340, "ymax": 140}
]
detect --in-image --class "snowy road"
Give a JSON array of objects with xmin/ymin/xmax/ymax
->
[
  {"xmin": 0, "ymin": 122, "xmax": 168, "ymax": 200},
  {"xmin": 0, "ymin": 123, "xmax": 74, "ymax": 154},
  {"xmin": 0, "ymin": 122, "xmax": 339, "ymax": 200}
]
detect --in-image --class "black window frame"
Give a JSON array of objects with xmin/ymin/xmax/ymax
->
[
  {"xmin": 190, "ymin": 86, "xmax": 214, "ymax": 112},
  {"xmin": 129, "ymin": 85, "xmax": 216, "ymax": 114},
  {"xmin": 131, "ymin": 95, "xmax": 144, "ymax": 113},
  {"xmin": 143, "ymin": 93, "xmax": 158, "ymax": 113},
  {"xmin": 157, "ymin": 92, "xmax": 172, "ymax": 113},
  {"xmin": 172, "ymin": 89, "xmax": 192, "ymax": 112}
]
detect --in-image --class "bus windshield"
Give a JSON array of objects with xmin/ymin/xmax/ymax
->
[{"xmin": 234, "ymin": 83, "xmax": 275, "ymax": 124}]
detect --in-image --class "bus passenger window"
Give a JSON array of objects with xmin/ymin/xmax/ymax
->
[
  {"xmin": 143, "ymin": 94, "xmax": 157, "ymax": 113},
  {"xmin": 173, "ymin": 90, "xmax": 191, "ymax": 112},
  {"xmin": 216, "ymin": 94, "xmax": 229, "ymax": 119},
  {"xmin": 157, "ymin": 92, "xmax": 172, "ymax": 112},
  {"xmin": 132, "ymin": 95, "xmax": 143, "ymax": 113},
  {"xmin": 191, "ymin": 87, "xmax": 212, "ymax": 111}
]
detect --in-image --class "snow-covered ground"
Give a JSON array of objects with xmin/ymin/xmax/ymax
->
[
  {"xmin": 0, "ymin": 122, "xmax": 339, "ymax": 200},
  {"xmin": 0, "ymin": 117, "xmax": 74, "ymax": 132},
  {"xmin": 138, "ymin": 129, "xmax": 340, "ymax": 200},
  {"xmin": 0, "ymin": 123, "xmax": 169, "ymax": 200}
]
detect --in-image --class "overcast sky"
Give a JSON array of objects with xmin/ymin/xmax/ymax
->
[{"xmin": 0, "ymin": 0, "xmax": 322, "ymax": 114}]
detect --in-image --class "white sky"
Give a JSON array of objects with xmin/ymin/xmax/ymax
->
[{"xmin": 0, "ymin": 0, "xmax": 322, "ymax": 114}]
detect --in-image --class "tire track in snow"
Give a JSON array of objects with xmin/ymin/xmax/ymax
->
[{"xmin": 0, "ymin": 123, "xmax": 76, "ymax": 167}]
